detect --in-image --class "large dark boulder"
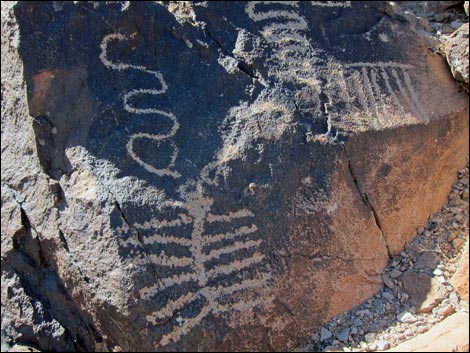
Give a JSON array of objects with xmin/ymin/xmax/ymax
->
[{"xmin": 1, "ymin": 1, "xmax": 468, "ymax": 351}]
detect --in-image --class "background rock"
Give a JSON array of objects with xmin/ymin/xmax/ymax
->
[
  {"xmin": 1, "ymin": 1, "xmax": 468, "ymax": 351},
  {"xmin": 395, "ymin": 1, "xmax": 464, "ymax": 18},
  {"xmin": 445, "ymin": 23, "xmax": 469, "ymax": 92}
]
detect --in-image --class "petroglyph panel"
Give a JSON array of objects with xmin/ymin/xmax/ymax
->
[
  {"xmin": 98, "ymin": 25, "xmax": 427, "ymax": 342},
  {"xmin": 11, "ymin": 1, "xmax": 469, "ymax": 352}
]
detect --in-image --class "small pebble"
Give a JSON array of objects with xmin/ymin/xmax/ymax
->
[
  {"xmin": 452, "ymin": 237, "xmax": 465, "ymax": 249},
  {"xmin": 321, "ymin": 327, "xmax": 333, "ymax": 341},
  {"xmin": 382, "ymin": 274, "xmax": 395, "ymax": 289},
  {"xmin": 375, "ymin": 340, "xmax": 390, "ymax": 351},
  {"xmin": 364, "ymin": 333, "xmax": 376, "ymax": 343},
  {"xmin": 418, "ymin": 326, "xmax": 429, "ymax": 334},
  {"xmin": 461, "ymin": 189, "xmax": 469, "ymax": 199},
  {"xmin": 449, "ymin": 198, "xmax": 464, "ymax": 207},
  {"xmin": 449, "ymin": 292, "xmax": 459, "ymax": 304},
  {"xmin": 382, "ymin": 292, "xmax": 395, "ymax": 300},
  {"xmin": 397, "ymin": 311, "xmax": 417, "ymax": 323},
  {"xmin": 446, "ymin": 231, "xmax": 458, "ymax": 242},
  {"xmin": 336, "ymin": 328, "xmax": 350, "ymax": 342},
  {"xmin": 353, "ymin": 318, "xmax": 362, "ymax": 327},
  {"xmin": 438, "ymin": 305, "xmax": 455, "ymax": 317}
]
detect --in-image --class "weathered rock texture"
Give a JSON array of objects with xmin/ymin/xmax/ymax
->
[
  {"xmin": 388, "ymin": 312, "xmax": 470, "ymax": 352},
  {"xmin": 451, "ymin": 240, "xmax": 469, "ymax": 302},
  {"xmin": 446, "ymin": 22, "xmax": 469, "ymax": 92},
  {"xmin": 1, "ymin": 1, "xmax": 468, "ymax": 352}
]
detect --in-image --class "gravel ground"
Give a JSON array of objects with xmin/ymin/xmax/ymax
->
[{"xmin": 301, "ymin": 161, "xmax": 469, "ymax": 352}]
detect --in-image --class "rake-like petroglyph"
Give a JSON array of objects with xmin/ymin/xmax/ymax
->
[
  {"xmin": 327, "ymin": 62, "xmax": 429, "ymax": 127},
  {"xmin": 112, "ymin": 161, "xmax": 273, "ymax": 344},
  {"xmin": 100, "ymin": 33, "xmax": 180, "ymax": 178}
]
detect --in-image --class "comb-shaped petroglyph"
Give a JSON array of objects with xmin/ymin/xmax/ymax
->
[
  {"xmin": 100, "ymin": 33, "xmax": 180, "ymax": 178},
  {"xmin": 327, "ymin": 62, "xmax": 429, "ymax": 128},
  {"xmin": 245, "ymin": 1, "xmax": 309, "ymax": 56}
]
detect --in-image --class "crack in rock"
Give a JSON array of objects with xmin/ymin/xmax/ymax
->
[
  {"xmin": 343, "ymin": 144, "xmax": 392, "ymax": 258},
  {"xmin": 204, "ymin": 26, "xmax": 259, "ymax": 79}
]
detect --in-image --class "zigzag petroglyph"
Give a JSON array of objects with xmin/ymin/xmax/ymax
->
[
  {"xmin": 245, "ymin": 2, "xmax": 318, "ymax": 76},
  {"xmin": 100, "ymin": 33, "xmax": 180, "ymax": 178},
  {"xmin": 246, "ymin": 2, "xmax": 333, "ymax": 136}
]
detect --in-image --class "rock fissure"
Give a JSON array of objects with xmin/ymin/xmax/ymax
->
[
  {"xmin": 56, "ymin": 226, "xmax": 91, "ymax": 283},
  {"xmin": 6, "ymin": 198, "xmax": 98, "ymax": 351},
  {"xmin": 292, "ymin": 98, "xmax": 309, "ymax": 121},
  {"xmin": 366, "ymin": 195, "xmax": 392, "ymax": 259},
  {"xmin": 57, "ymin": 229, "xmax": 70, "ymax": 253},
  {"xmin": 279, "ymin": 300, "xmax": 295, "ymax": 317},
  {"xmin": 18, "ymin": 206, "xmax": 47, "ymax": 267},
  {"xmin": 204, "ymin": 26, "xmax": 259, "ymax": 80},
  {"xmin": 112, "ymin": 200, "xmax": 169, "ymax": 302},
  {"xmin": 343, "ymin": 144, "xmax": 392, "ymax": 259}
]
